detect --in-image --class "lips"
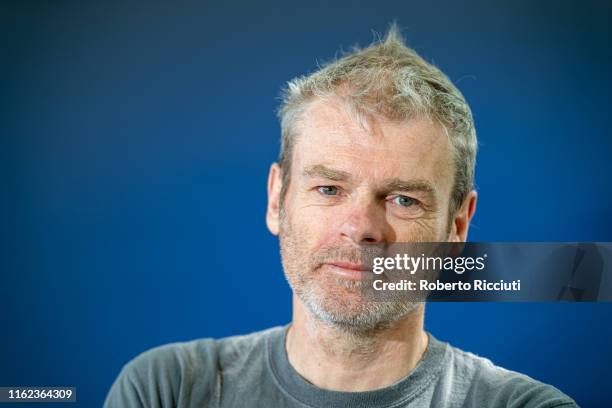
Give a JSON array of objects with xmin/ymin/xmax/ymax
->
[
  {"xmin": 327, "ymin": 261, "xmax": 370, "ymax": 271},
  {"xmin": 324, "ymin": 261, "xmax": 374, "ymax": 280}
]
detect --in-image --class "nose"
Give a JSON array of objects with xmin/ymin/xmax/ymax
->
[{"xmin": 339, "ymin": 200, "xmax": 387, "ymax": 244}]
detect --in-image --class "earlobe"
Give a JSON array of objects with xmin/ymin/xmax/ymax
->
[{"xmin": 266, "ymin": 163, "xmax": 282, "ymax": 236}]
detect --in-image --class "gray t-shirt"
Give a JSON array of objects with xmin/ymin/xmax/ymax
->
[{"xmin": 104, "ymin": 324, "xmax": 578, "ymax": 407}]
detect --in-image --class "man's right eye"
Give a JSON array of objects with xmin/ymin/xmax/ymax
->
[{"xmin": 317, "ymin": 186, "xmax": 339, "ymax": 196}]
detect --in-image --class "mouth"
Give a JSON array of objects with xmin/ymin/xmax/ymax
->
[{"xmin": 323, "ymin": 261, "xmax": 375, "ymax": 281}]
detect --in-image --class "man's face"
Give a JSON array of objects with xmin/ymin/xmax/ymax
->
[{"xmin": 268, "ymin": 97, "xmax": 464, "ymax": 330}]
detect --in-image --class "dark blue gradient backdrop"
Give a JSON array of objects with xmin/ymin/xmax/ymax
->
[{"xmin": 3, "ymin": 1, "xmax": 612, "ymax": 407}]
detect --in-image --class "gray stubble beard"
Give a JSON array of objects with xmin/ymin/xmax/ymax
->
[{"xmin": 278, "ymin": 213, "xmax": 422, "ymax": 336}]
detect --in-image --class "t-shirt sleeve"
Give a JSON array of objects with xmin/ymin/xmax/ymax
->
[
  {"xmin": 103, "ymin": 340, "xmax": 217, "ymax": 408},
  {"xmin": 492, "ymin": 375, "xmax": 579, "ymax": 408},
  {"xmin": 103, "ymin": 362, "xmax": 148, "ymax": 408},
  {"xmin": 466, "ymin": 358, "xmax": 580, "ymax": 408},
  {"xmin": 103, "ymin": 345, "xmax": 181, "ymax": 408}
]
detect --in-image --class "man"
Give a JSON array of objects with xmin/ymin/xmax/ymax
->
[{"xmin": 104, "ymin": 26, "xmax": 578, "ymax": 407}]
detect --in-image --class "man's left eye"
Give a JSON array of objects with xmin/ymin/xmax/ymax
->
[{"xmin": 393, "ymin": 195, "xmax": 417, "ymax": 207}]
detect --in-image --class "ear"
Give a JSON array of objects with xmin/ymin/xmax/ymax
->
[
  {"xmin": 266, "ymin": 163, "xmax": 283, "ymax": 236},
  {"xmin": 449, "ymin": 190, "xmax": 477, "ymax": 242}
]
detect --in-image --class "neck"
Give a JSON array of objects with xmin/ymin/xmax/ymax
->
[{"xmin": 286, "ymin": 296, "xmax": 428, "ymax": 392}]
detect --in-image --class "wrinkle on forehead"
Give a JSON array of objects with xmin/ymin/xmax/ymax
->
[
  {"xmin": 293, "ymin": 96, "xmax": 453, "ymax": 187},
  {"xmin": 298, "ymin": 96, "xmax": 445, "ymax": 146}
]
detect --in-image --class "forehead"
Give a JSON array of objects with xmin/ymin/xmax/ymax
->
[{"xmin": 292, "ymin": 97, "xmax": 454, "ymax": 187}]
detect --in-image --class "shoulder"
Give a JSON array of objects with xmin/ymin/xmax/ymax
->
[
  {"xmin": 442, "ymin": 340, "xmax": 579, "ymax": 408},
  {"xmin": 104, "ymin": 325, "xmax": 285, "ymax": 408},
  {"xmin": 103, "ymin": 337, "xmax": 217, "ymax": 407},
  {"xmin": 123, "ymin": 337, "xmax": 217, "ymax": 384}
]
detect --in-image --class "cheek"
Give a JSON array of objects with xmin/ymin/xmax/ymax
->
[
  {"xmin": 385, "ymin": 211, "xmax": 448, "ymax": 242},
  {"xmin": 401, "ymin": 222, "xmax": 438, "ymax": 241},
  {"xmin": 285, "ymin": 191, "xmax": 340, "ymax": 242},
  {"xmin": 294, "ymin": 209, "xmax": 340, "ymax": 251},
  {"xmin": 280, "ymin": 205, "xmax": 323, "ymax": 253}
]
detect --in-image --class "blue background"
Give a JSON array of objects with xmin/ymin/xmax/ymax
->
[{"xmin": 2, "ymin": 1, "xmax": 612, "ymax": 406}]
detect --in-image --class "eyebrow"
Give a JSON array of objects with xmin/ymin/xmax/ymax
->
[
  {"xmin": 383, "ymin": 178, "xmax": 436, "ymax": 196},
  {"xmin": 302, "ymin": 165, "xmax": 351, "ymax": 181},
  {"xmin": 302, "ymin": 165, "xmax": 437, "ymax": 199}
]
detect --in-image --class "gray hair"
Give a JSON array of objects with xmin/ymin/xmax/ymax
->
[{"xmin": 277, "ymin": 24, "xmax": 477, "ymax": 216}]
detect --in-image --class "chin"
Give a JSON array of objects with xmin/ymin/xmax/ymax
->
[{"xmin": 302, "ymin": 290, "xmax": 416, "ymax": 333}]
